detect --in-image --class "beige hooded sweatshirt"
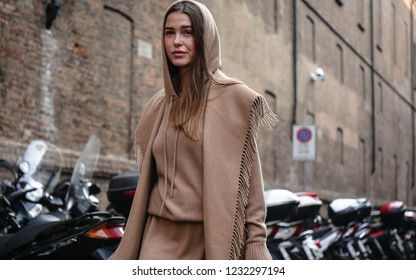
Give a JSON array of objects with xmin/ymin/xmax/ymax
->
[{"xmin": 109, "ymin": 0, "xmax": 277, "ymax": 260}]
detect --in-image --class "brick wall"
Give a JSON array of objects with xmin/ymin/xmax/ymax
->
[{"xmin": 0, "ymin": 0, "xmax": 414, "ymax": 208}]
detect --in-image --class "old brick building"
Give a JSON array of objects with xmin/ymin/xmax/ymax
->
[{"xmin": 0, "ymin": 0, "xmax": 415, "ymax": 209}]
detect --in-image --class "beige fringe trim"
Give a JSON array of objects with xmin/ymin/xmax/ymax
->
[
  {"xmin": 228, "ymin": 96, "xmax": 278, "ymax": 259},
  {"xmin": 134, "ymin": 127, "xmax": 144, "ymax": 168}
]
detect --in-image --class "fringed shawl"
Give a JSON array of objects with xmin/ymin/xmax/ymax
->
[
  {"xmin": 201, "ymin": 70, "xmax": 277, "ymax": 259},
  {"xmin": 229, "ymin": 95, "xmax": 277, "ymax": 259}
]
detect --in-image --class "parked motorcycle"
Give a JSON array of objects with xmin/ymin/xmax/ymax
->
[
  {"xmin": 0, "ymin": 134, "xmax": 125, "ymax": 259},
  {"xmin": 0, "ymin": 140, "xmax": 63, "ymax": 234},
  {"xmin": 369, "ymin": 200, "xmax": 416, "ymax": 260},
  {"xmin": 322, "ymin": 197, "xmax": 377, "ymax": 260},
  {"xmin": 73, "ymin": 165, "xmax": 416, "ymax": 261},
  {"xmin": 264, "ymin": 188, "xmax": 416, "ymax": 260},
  {"xmin": 0, "ymin": 160, "xmax": 31, "ymax": 234},
  {"xmin": 264, "ymin": 189, "xmax": 326, "ymax": 260}
]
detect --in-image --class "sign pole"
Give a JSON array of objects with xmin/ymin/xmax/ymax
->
[{"xmin": 302, "ymin": 161, "xmax": 306, "ymax": 192}]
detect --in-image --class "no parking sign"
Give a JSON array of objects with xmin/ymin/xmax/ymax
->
[{"xmin": 292, "ymin": 125, "xmax": 316, "ymax": 161}]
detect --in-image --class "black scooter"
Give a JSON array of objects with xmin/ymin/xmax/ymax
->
[
  {"xmin": 0, "ymin": 139, "xmax": 63, "ymax": 234},
  {"xmin": 0, "ymin": 211, "xmax": 124, "ymax": 259},
  {"xmin": 0, "ymin": 135, "xmax": 125, "ymax": 259}
]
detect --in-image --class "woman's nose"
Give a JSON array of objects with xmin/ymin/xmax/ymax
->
[{"xmin": 173, "ymin": 34, "xmax": 183, "ymax": 45}]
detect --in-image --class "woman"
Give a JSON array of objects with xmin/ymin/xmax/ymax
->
[{"xmin": 110, "ymin": 0, "xmax": 278, "ymax": 260}]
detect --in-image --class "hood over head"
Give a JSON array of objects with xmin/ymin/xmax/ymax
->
[{"xmin": 162, "ymin": 0, "xmax": 222, "ymax": 97}]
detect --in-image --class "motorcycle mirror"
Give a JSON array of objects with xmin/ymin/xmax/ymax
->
[
  {"xmin": 16, "ymin": 161, "xmax": 30, "ymax": 182},
  {"xmin": 18, "ymin": 161, "xmax": 30, "ymax": 175},
  {"xmin": 89, "ymin": 183, "xmax": 101, "ymax": 195}
]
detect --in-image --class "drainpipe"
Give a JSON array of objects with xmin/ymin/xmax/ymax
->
[
  {"xmin": 291, "ymin": 0, "xmax": 298, "ymax": 134},
  {"xmin": 370, "ymin": 0, "xmax": 376, "ymax": 174},
  {"xmin": 411, "ymin": 0, "xmax": 415, "ymax": 203}
]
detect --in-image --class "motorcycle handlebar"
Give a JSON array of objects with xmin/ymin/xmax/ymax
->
[{"xmin": 6, "ymin": 187, "xmax": 37, "ymax": 203}]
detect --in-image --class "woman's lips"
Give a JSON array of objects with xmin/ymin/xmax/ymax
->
[{"xmin": 172, "ymin": 51, "xmax": 186, "ymax": 57}]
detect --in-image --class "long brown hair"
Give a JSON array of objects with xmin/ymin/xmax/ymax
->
[{"xmin": 164, "ymin": 1, "xmax": 222, "ymax": 140}]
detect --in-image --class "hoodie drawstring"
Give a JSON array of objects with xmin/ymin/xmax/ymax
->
[
  {"xmin": 170, "ymin": 129, "xmax": 179, "ymax": 197},
  {"xmin": 159, "ymin": 95, "xmax": 180, "ymax": 215}
]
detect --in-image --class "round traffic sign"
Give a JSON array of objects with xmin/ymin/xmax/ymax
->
[{"xmin": 296, "ymin": 127, "xmax": 313, "ymax": 143}]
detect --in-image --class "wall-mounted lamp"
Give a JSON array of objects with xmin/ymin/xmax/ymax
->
[
  {"xmin": 310, "ymin": 67, "xmax": 325, "ymax": 82},
  {"xmin": 45, "ymin": 0, "xmax": 61, "ymax": 30}
]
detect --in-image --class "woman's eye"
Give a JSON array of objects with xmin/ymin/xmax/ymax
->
[
  {"xmin": 183, "ymin": 30, "xmax": 193, "ymax": 36},
  {"xmin": 165, "ymin": 30, "xmax": 174, "ymax": 36}
]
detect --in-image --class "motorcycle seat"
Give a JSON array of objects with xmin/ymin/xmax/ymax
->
[
  {"xmin": 0, "ymin": 217, "xmax": 61, "ymax": 258},
  {"xmin": 28, "ymin": 213, "xmax": 63, "ymax": 225}
]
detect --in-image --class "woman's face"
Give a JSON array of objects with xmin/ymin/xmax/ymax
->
[{"xmin": 164, "ymin": 11, "xmax": 196, "ymax": 69}]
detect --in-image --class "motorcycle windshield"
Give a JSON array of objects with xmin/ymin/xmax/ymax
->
[
  {"xmin": 70, "ymin": 134, "xmax": 101, "ymax": 200},
  {"xmin": 19, "ymin": 140, "xmax": 63, "ymax": 201}
]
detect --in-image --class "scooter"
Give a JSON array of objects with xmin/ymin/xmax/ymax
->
[
  {"xmin": 0, "ymin": 211, "xmax": 124, "ymax": 259},
  {"xmin": 0, "ymin": 160, "xmax": 32, "ymax": 234},
  {"xmin": 0, "ymin": 134, "xmax": 125, "ymax": 259},
  {"xmin": 0, "ymin": 140, "xmax": 63, "ymax": 234},
  {"xmin": 264, "ymin": 189, "xmax": 325, "ymax": 260},
  {"xmin": 369, "ymin": 201, "xmax": 413, "ymax": 260}
]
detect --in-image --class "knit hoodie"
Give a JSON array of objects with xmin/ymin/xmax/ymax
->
[{"xmin": 109, "ymin": 0, "xmax": 277, "ymax": 260}]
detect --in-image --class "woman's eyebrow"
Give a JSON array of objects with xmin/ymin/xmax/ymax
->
[{"xmin": 164, "ymin": 25, "xmax": 192, "ymax": 29}]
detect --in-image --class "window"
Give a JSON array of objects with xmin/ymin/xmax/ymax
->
[
  {"xmin": 393, "ymin": 155, "xmax": 398, "ymax": 199},
  {"xmin": 413, "ymin": 43, "xmax": 416, "ymax": 89},
  {"xmin": 306, "ymin": 111, "xmax": 315, "ymax": 125},
  {"xmin": 274, "ymin": 0, "xmax": 279, "ymax": 33},
  {"xmin": 306, "ymin": 16, "xmax": 316, "ymax": 62},
  {"xmin": 406, "ymin": 161, "xmax": 411, "ymax": 203},
  {"xmin": 378, "ymin": 147, "xmax": 384, "ymax": 179},
  {"xmin": 265, "ymin": 90, "xmax": 278, "ymax": 181},
  {"xmin": 357, "ymin": 0, "xmax": 365, "ymax": 32},
  {"xmin": 335, "ymin": 0, "xmax": 344, "ymax": 7},
  {"xmin": 336, "ymin": 44, "xmax": 344, "ymax": 83},
  {"xmin": 264, "ymin": 0, "xmax": 279, "ymax": 33},
  {"xmin": 359, "ymin": 65, "xmax": 366, "ymax": 100},
  {"xmin": 405, "ymin": 21, "xmax": 409, "ymax": 77},
  {"xmin": 265, "ymin": 90, "xmax": 277, "ymax": 113},
  {"xmin": 392, "ymin": 3, "xmax": 397, "ymax": 64},
  {"xmin": 378, "ymin": 81, "xmax": 383, "ymax": 113},
  {"xmin": 359, "ymin": 139, "xmax": 367, "ymax": 194},
  {"xmin": 337, "ymin": 128, "xmax": 344, "ymax": 164},
  {"xmin": 376, "ymin": 0, "xmax": 382, "ymax": 51}
]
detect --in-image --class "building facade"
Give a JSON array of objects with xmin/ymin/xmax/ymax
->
[{"xmin": 0, "ymin": 0, "xmax": 415, "ymax": 209}]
